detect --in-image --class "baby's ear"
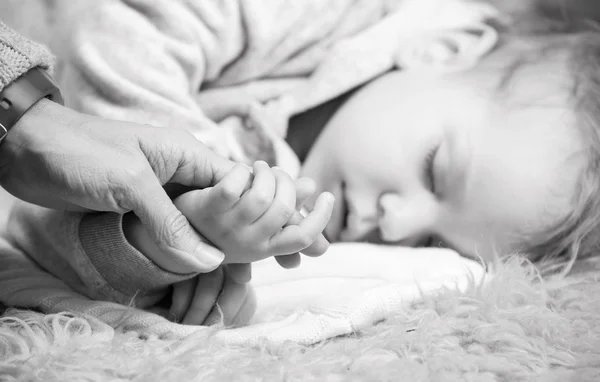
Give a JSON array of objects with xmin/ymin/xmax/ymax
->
[{"xmin": 394, "ymin": 23, "xmax": 498, "ymax": 73}]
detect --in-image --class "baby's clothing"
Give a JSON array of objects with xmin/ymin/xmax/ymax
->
[{"xmin": 0, "ymin": 0, "xmax": 496, "ymax": 334}]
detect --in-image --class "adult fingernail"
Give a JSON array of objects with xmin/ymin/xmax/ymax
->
[
  {"xmin": 167, "ymin": 311, "xmax": 178, "ymax": 323},
  {"xmin": 194, "ymin": 244, "xmax": 225, "ymax": 270}
]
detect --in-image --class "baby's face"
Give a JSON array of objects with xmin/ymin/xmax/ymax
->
[{"xmin": 300, "ymin": 43, "xmax": 584, "ymax": 260}]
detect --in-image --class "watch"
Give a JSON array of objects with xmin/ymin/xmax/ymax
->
[{"xmin": 0, "ymin": 67, "xmax": 64, "ymax": 142}]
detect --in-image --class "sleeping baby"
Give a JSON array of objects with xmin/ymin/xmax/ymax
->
[{"xmin": 1, "ymin": 0, "xmax": 599, "ymax": 331}]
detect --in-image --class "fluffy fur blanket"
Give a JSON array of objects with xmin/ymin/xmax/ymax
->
[{"xmin": 1, "ymin": 256, "xmax": 599, "ymax": 381}]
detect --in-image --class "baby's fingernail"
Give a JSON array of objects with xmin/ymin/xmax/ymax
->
[
  {"xmin": 194, "ymin": 244, "xmax": 225, "ymax": 270},
  {"xmin": 324, "ymin": 192, "xmax": 335, "ymax": 204},
  {"xmin": 254, "ymin": 160, "xmax": 267, "ymax": 167}
]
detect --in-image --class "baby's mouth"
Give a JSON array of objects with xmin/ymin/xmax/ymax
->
[
  {"xmin": 338, "ymin": 186, "xmax": 381, "ymax": 243},
  {"xmin": 341, "ymin": 182, "xmax": 350, "ymax": 234}
]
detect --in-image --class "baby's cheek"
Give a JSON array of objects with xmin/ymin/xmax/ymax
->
[{"xmin": 232, "ymin": 286, "xmax": 257, "ymax": 327}]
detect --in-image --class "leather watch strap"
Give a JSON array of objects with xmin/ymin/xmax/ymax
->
[{"xmin": 0, "ymin": 67, "xmax": 64, "ymax": 142}]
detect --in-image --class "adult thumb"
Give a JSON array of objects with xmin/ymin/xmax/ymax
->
[{"xmin": 131, "ymin": 177, "xmax": 225, "ymax": 273}]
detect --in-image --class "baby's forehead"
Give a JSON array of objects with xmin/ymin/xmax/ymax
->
[{"xmin": 487, "ymin": 37, "xmax": 575, "ymax": 105}]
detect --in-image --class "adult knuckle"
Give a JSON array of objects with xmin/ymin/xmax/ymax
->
[
  {"xmin": 145, "ymin": 146, "xmax": 173, "ymax": 177},
  {"xmin": 106, "ymin": 172, "xmax": 138, "ymax": 210},
  {"xmin": 120, "ymin": 161, "xmax": 149, "ymax": 183},
  {"xmin": 138, "ymin": 134, "xmax": 180, "ymax": 176}
]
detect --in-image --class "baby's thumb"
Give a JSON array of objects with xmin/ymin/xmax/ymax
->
[{"xmin": 132, "ymin": 181, "xmax": 224, "ymax": 273}]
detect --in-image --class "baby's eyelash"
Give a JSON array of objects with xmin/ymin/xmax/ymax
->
[{"xmin": 423, "ymin": 146, "xmax": 438, "ymax": 193}]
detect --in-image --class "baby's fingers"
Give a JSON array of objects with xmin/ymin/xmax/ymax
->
[
  {"xmin": 269, "ymin": 192, "xmax": 334, "ymax": 255},
  {"xmin": 207, "ymin": 163, "xmax": 253, "ymax": 213},
  {"xmin": 275, "ymin": 253, "xmax": 302, "ymax": 269},
  {"xmin": 271, "ymin": 178, "xmax": 315, "ymax": 268},
  {"xmin": 252, "ymin": 168, "xmax": 297, "ymax": 235},
  {"xmin": 231, "ymin": 161, "xmax": 275, "ymax": 224}
]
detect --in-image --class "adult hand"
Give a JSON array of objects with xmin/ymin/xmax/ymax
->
[{"xmin": 0, "ymin": 98, "xmax": 235, "ymax": 272}]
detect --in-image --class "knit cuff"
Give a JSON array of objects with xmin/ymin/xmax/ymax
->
[
  {"xmin": 0, "ymin": 21, "xmax": 54, "ymax": 91},
  {"xmin": 79, "ymin": 212, "xmax": 194, "ymax": 303}
]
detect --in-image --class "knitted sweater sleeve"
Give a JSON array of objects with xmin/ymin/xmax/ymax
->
[{"xmin": 0, "ymin": 21, "xmax": 53, "ymax": 90}]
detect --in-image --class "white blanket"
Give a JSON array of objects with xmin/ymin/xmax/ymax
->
[{"xmin": 216, "ymin": 244, "xmax": 486, "ymax": 346}]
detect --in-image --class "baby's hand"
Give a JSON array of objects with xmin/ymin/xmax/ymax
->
[
  {"xmin": 169, "ymin": 266, "xmax": 256, "ymax": 326},
  {"xmin": 221, "ymin": 177, "xmax": 316, "ymax": 285},
  {"xmin": 174, "ymin": 161, "xmax": 334, "ymax": 264}
]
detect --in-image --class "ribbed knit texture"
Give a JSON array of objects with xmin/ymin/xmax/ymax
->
[{"xmin": 0, "ymin": 21, "xmax": 53, "ymax": 90}]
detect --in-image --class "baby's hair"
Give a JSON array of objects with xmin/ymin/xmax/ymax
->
[
  {"xmin": 479, "ymin": 2, "xmax": 600, "ymax": 275},
  {"xmin": 529, "ymin": 27, "xmax": 600, "ymax": 275}
]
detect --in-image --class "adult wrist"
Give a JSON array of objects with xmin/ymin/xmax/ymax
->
[
  {"xmin": 0, "ymin": 95, "xmax": 72, "ymax": 192},
  {"xmin": 0, "ymin": 67, "xmax": 63, "ymax": 144}
]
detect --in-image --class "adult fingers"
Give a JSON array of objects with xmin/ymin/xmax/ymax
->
[
  {"xmin": 226, "ymin": 263, "xmax": 252, "ymax": 284},
  {"xmin": 231, "ymin": 286, "xmax": 257, "ymax": 327},
  {"xmin": 169, "ymin": 278, "xmax": 197, "ymax": 322},
  {"xmin": 182, "ymin": 268, "xmax": 225, "ymax": 326},
  {"xmin": 204, "ymin": 275, "xmax": 249, "ymax": 326}
]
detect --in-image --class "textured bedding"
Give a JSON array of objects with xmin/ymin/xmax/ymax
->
[
  {"xmin": 1, "ymin": 252, "xmax": 599, "ymax": 381},
  {"xmin": 0, "ymin": 1, "xmax": 599, "ymax": 380}
]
